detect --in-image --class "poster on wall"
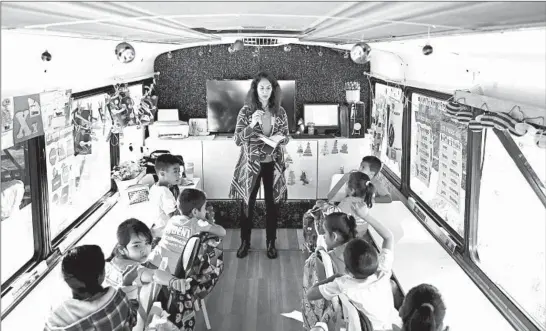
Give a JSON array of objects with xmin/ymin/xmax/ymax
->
[
  {"xmin": 371, "ymin": 83, "xmax": 404, "ymax": 175},
  {"xmin": 12, "ymin": 94, "xmax": 44, "ymax": 145},
  {"xmin": 45, "ymin": 125, "xmax": 75, "ymax": 228},
  {"xmin": 1, "ymin": 97, "xmax": 15, "ymax": 149},
  {"xmin": 436, "ymin": 122, "xmax": 463, "ymax": 212},
  {"xmin": 41, "ymin": 90, "xmax": 72, "ymax": 132},
  {"xmin": 414, "ymin": 104, "xmax": 434, "ymax": 187}
]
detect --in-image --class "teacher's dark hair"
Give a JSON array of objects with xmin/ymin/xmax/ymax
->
[{"xmin": 246, "ymin": 71, "xmax": 282, "ymax": 116}]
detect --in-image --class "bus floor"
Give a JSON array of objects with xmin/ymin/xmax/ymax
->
[{"xmin": 193, "ymin": 229, "xmax": 306, "ymax": 331}]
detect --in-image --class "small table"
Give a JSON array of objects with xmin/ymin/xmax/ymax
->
[{"xmin": 178, "ymin": 177, "xmax": 201, "ymax": 191}]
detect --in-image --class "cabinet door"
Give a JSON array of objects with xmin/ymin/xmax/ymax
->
[
  {"xmin": 202, "ymin": 141, "xmax": 241, "ymax": 199},
  {"xmin": 284, "ymin": 140, "xmax": 318, "ymax": 199},
  {"xmin": 144, "ymin": 139, "xmax": 203, "ymax": 190},
  {"xmin": 317, "ymin": 137, "xmax": 372, "ymax": 199}
]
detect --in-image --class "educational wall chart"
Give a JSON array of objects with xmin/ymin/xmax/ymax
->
[
  {"xmin": 45, "ymin": 125, "xmax": 76, "ymax": 232},
  {"xmin": 12, "ymin": 94, "xmax": 44, "ymax": 145},
  {"xmin": 371, "ymin": 83, "xmax": 404, "ymax": 176},
  {"xmin": 414, "ymin": 103, "xmax": 434, "ymax": 187},
  {"xmin": 436, "ymin": 122, "xmax": 463, "ymax": 213},
  {"xmin": 1, "ymin": 97, "xmax": 14, "ymax": 149},
  {"xmin": 40, "ymin": 90, "xmax": 72, "ymax": 133}
]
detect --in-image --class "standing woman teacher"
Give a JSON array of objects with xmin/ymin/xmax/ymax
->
[{"xmin": 229, "ymin": 72, "xmax": 290, "ymax": 259}]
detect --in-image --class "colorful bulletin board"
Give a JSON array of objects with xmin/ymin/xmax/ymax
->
[
  {"xmin": 45, "ymin": 125, "xmax": 75, "ymax": 230},
  {"xmin": 411, "ymin": 93, "xmax": 467, "ymax": 216},
  {"xmin": 371, "ymin": 83, "xmax": 404, "ymax": 176},
  {"xmin": 2, "ymin": 90, "xmax": 72, "ymax": 150}
]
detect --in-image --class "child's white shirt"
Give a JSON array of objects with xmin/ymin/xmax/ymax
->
[
  {"xmin": 148, "ymin": 184, "xmax": 177, "ymax": 228},
  {"xmin": 318, "ymin": 248, "xmax": 401, "ymax": 331}
]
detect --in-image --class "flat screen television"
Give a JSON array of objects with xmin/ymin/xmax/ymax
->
[{"xmin": 207, "ymin": 80, "xmax": 296, "ymax": 133}]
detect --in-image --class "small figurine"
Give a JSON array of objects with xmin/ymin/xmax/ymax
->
[{"xmin": 296, "ymin": 118, "xmax": 305, "ymax": 134}]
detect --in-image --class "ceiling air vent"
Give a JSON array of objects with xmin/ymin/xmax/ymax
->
[{"xmin": 242, "ymin": 37, "xmax": 280, "ymax": 46}]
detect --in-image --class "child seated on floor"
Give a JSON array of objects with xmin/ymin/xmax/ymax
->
[
  {"xmin": 45, "ymin": 245, "xmax": 139, "ymax": 331},
  {"xmin": 148, "ymin": 154, "xmax": 182, "ymax": 237},
  {"xmin": 394, "ymin": 284, "xmax": 448, "ymax": 331},
  {"xmin": 152, "ymin": 188, "xmax": 226, "ymax": 273},
  {"xmin": 103, "ymin": 218, "xmax": 189, "ymax": 301},
  {"xmin": 307, "ymin": 201, "xmax": 401, "ymax": 331},
  {"xmin": 328, "ymin": 155, "xmax": 392, "ymax": 204},
  {"xmin": 337, "ymin": 171, "xmax": 376, "ymax": 237}
]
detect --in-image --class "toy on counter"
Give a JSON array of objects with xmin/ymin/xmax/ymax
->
[{"xmin": 295, "ymin": 118, "xmax": 305, "ymax": 135}]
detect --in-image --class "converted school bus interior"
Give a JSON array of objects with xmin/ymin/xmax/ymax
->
[{"xmin": 1, "ymin": 2, "xmax": 545, "ymax": 331}]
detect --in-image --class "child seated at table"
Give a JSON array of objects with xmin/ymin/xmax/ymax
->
[
  {"xmin": 152, "ymin": 188, "xmax": 226, "ymax": 273},
  {"xmin": 45, "ymin": 245, "xmax": 139, "ymax": 331},
  {"xmin": 328, "ymin": 155, "xmax": 392, "ymax": 204},
  {"xmin": 307, "ymin": 201, "xmax": 401, "ymax": 331},
  {"xmin": 394, "ymin": 284, "xmax": 447, "ymax": 331},
  {"xmin": 148, "ymin": 154, "xmax": 182, "ymax": 237},
  {"xmin": 104, "ymin": 218, "xmax": 188, "ymax": 301},
  {"xmin": 337, "ymin": 171, "xmax": 376, "ymax": 237}
]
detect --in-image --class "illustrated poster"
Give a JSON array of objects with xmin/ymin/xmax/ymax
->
[
  {"xmin": 45, "ymin": 125, "xmax": 76, "ymax": 230},
  {"xmin": 12, "ymin": 94, "xmax": 44, "ymax": 144},
  {"xmin": 1, "ymin": 97, "xmax": 15, "ymax": 149},
  {"xmin": 41, "ymin": 89, "xmax": 72, "ymax": 132},
  {"xmin": 436, "ymin": 122, "xmax": 463, "ymax": 212},
  {"xmin": 372, "ymin": 83, "xmax": 403, "ymax": 175}
]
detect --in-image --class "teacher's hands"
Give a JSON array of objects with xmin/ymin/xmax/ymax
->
[{"xmin": 250, "ymin": 110, "xmax": 264, "ymax": 127}]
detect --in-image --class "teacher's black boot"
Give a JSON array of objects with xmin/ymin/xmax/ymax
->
[
  {"xmin": 266, "ymin": 240, "xmax": 277, "ymax": 259},
  {"xmin": 237, "ymin": 240, "xmax": 250, "ymax": 259}
]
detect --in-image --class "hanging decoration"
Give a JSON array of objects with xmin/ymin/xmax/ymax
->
[
  {"xmin": 137, "ymin": 80, "xmax": 158, "ymax": 126},
  {"xmin": 115, "ymin": 42, "xmax": 136, "ymax": 63},
  {"xmin": 71, "ymin": 101, "xmax": 93, "ymax": 155},
  {"xmin": 350, "ymin": 42, "xmax": 371, "ymax": 64}
]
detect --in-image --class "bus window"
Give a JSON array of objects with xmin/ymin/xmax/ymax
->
[
  {"xmin": 48, "ymin": 95, "xmax": 112, "ymax": 238},
  {"xmin": 1, "ymin": 143, "xmax": 34, "ymax": 284},
  {"xmin": 371, "ymin": 83, "xmax": 404, "ymax": 179},
  {"xmin": 409, "ymin": 93, "xmax": 467, "ymax": 237},
  {"xmin": 476, "ymin": 132, "xmax": 546, "ymax": 329}
]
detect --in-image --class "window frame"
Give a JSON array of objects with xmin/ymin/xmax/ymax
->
[
  {"xmin": 0, "ymin": 138, "xmax": 49, "ymax": 292},
  {"xmin": 369, "ymin": 81, "xmax": 544, "ymax": 331},
  {"xmin": 404, "ymin": 87, "xmax": 466, "ymax": 246},
  {"xmin": 0, "ymin": 77, "xmax": 155, "ymax": 318},
  {"xmin": 464, "ymin": 127, "xmax": 546, "ymax": 331}
]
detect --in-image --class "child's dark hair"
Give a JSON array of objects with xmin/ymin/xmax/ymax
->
[
  {"xmin": 361, "ymin": 155, "xmax": 383, "ymax": 175},
  {"xmin": 155, "ymin": 153, "xmax": 181, "ymax": 173},
  {"xmin": 348, "ymin": 172, "xmax": 375, "ymax": 208},
  {"xmin": 178, "ymin": 188, "xmax": 207, "ymax": 216},
  {"xmin": 324, "ymin": 212, "xmax": 358, "ymax": 243},
  {"xmin": 402, "ymin": 284, "xmax": 446, "ymax": 331},
  {"xmin": 106, "ymin": 218, "xmax": 152, "ymax": 262},
  {"xmin": 62, "ymin": 245, "xmax": 105, "ymax": 300},
  {"xmin": 343, "ymin": 238, "xmax": 379, "ymax": 279}
]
